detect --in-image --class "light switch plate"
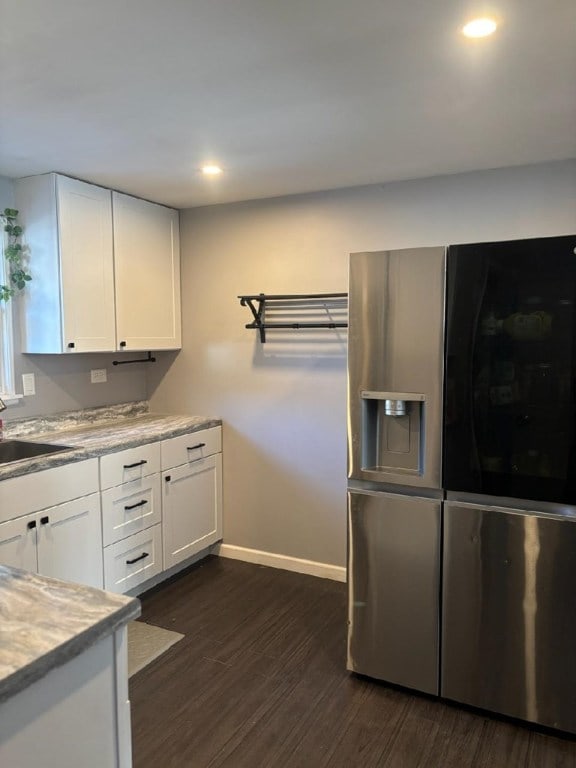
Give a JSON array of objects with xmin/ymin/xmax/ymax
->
[
  {"xmin": 91, "ymin": 368, "xmax": 107, "ymax": 384},
  {"xmin": 22, "ymin": 373, "xmax": 36, "ymax": 396}
]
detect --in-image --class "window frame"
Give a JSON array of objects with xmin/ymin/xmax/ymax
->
[{"xmin": 0, "ymin": 234, "xmax": 17, "ymax": 402}]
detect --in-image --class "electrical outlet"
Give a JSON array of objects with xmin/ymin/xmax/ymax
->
[
  {"xmin": 22, "ymin": 373, "xmax": 36, "ymax": 396},
  {"xmin": 90, "ymin": 368, "xmax": 107, "ymax": 384}
]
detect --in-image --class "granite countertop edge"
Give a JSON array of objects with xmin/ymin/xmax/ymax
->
[
  {"xmin": 0, "ymin": 414, "xmax": 222, "ymax": 482},
  {"xmin": 0, "ymin": 567, "xmax": 141, "ymax": 706}
]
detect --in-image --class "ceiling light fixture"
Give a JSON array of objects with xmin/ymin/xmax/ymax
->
[
  {"xmin": 201, "ymin": 165, "xmax": 223, "ymax": 176},
  {"xmin": 462, "ymin": 18, "xmax": 497, "ymax": 38}
]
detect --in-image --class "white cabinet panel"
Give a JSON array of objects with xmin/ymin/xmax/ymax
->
[
  {"xmin": 104, "ymin": 524, "xmax": 163, "ymax": 593},
  {"xmin": 0, "ymin": 515, "xmax": 38, "ymax": 572},
  {"xmin": 101, "ymin": 474, "xmax": 161, "ymax": 546},
  {"xmin": 162, "ymin": 453, "xmax": 222, "ymax": 569},
  {"xmin": 37, "ymin": 493, "xmax": 103, "ymax": 589},
  {"xmin": 99, "ymin": 442, "xmax": 161, "ymax": 490},
  {"xmin": 0, "ymin": 491, "xmax": 103, "ymax": 588},
  {"xmin": 16, "ymin": 174, "xmax": 115, "ymax": 353},
  {"xmin": 0, "ymin": 631, "xmax": 132, "ymax": 768},
  {"xmin": 0, "ymin": 459, "xmax": 99, "ymax": 525},
  {"xmin": 57, "ymin": 175, "xmax": 116, "ymax": 352},
  {"xmin": 160, "ymin": 426, "xmax": 221, "ymax": 470},
  {"xmin": 113, "ymin": 192, "xmax": 181, "ymax": 351}
]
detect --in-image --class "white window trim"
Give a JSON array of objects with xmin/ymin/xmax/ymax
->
[{"xmin": 0, "ymin": 231, "xmax": 21, "ymax": 403}]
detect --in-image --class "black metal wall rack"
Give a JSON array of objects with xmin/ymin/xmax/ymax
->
[{"xmin": 238, "ymin": 293, "xmax": 348, "ymax": 343}]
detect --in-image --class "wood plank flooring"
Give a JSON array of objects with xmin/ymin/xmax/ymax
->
[{"xmin": 130, "ymin": 556, "xmax": 576, "ymax": 767}]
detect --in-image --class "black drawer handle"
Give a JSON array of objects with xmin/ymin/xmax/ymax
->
[
  {"xmin": 124, "ymin": 499, "xmax": 148, "ymax": 511},
  {"xmin": 187, "ymin": 442, "xmax": 206, "ymax": 451},
  {"xmin": 67, "ymin": 342, "xmax": 75, "ymax": 349},
  {"xmin": 126, "ymin": 552, "xmax": 149, "ymax": 565},
  {"xmin": 27, "ymin": 520, "xmax": 37, "ymax": 530},
  {"xmin": 40, "ymin": 516, "xmax": 49, "ymax": 525},
  {"xmin": 123, "ymin": 460, "xmax": 148, "ymax": 469}
]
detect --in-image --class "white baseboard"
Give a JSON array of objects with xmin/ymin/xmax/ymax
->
[{"xmin": 214, "ymin": 543, "xmax": 347, "ymax": 583}]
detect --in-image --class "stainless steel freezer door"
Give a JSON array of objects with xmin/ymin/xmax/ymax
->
[
  {"xmin": 347, "ymin": 489, "xmax": 441, "ymax": 695},
  {"xmin": 442, "ymin": 501, "xmax": 576, "ymax": 733}
]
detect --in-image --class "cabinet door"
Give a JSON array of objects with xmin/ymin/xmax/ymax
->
[
  {"xmin": 37, "ymin": 493, "xmax": 104, "ymax": 589},
  {"xmin": 162, "ymin": 454, "xmax": 222, "ymax": 569},
  {"xmin": 57, "ymin": 175, "xmax": 116, "ymax": 352},
  {"xmin": 113, "ymin": 192, "xmax": 181, "ymax": 351},
  {"xmin": 0, "ymin": 514, "xmax": 38, "ymax": 572}
]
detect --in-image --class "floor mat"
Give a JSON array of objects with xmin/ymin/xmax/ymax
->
[{"xmin": 127, "ymin": 620, "xmax": 184, "ymax": 677}]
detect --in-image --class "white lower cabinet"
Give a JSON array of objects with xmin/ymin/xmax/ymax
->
[
  {"xmin": 0, "ymin": 494, "xmax": 103, "ymax": 589},
  {"xmin": 0, "ymin": 426, "xmax": 223, "ymax": 595},
  {"xmin": 162, "ymin": 452, "xmax": 223, "ymax": 569},
  {"xmin": 0, "ymin": 629, "xmax": 132, "ymax": 768},
  {"xmin": 103, "ymin": 524, "xmax": 163, "ymax": 592},
  {"xmin": 0, "ymin": 460, "xmax": 103, "ymax": 589}
]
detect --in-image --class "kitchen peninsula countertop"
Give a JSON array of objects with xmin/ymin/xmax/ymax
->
[
  {"xmin": 0, "ymin": 402, "xmax": 221, "ymax": 482},
  {"xmin": 0, "ymin": 565, "xmax": 140, "ymax": 704}
]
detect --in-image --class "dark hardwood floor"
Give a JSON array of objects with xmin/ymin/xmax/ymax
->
[{"xmin": 130, "ymin": 556, "xmax": 576, "ymax": 767}]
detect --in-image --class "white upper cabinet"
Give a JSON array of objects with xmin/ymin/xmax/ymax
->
[
  {"xmin": 17, "ymin": 174, "xmax": 116, "ymax": 353},
  {"xmin": 113, "ymin": 192, "xmax": 181, "ymax": 351},
  {"xmin": 15, "ymin": 173, "xmax": 182, "ymax": 353}
]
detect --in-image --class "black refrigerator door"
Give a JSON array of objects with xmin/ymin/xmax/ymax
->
[{"xmin": 444, "ymin": 234, "xmax": 576, "ymax": 505}]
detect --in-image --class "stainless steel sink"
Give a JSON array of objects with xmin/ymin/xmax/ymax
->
[{"xmin": 0, "ymin": 439, "xmax": 72, "ymax": 464}]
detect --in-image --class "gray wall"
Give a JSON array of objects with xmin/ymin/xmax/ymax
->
[
  {"xmin": 0, "ymin": 176, "xmax": 148, "ymax": 421},
  {"xmin": 148, "ymin": 160, "xmax": 576, "ymax": 568}
]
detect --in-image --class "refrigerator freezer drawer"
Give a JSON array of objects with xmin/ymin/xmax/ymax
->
[
  {"xmin": 442, "ymin": 501, "xmax": 576, "ymax": 733},
  {"xmin": 347, "ymin": 489, "xmax": 441, "ymax": 695}
]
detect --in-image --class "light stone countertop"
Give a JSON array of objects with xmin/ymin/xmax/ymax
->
[
  {"xmin": 0, "ymin": 406, "xmax": 222, "ymax": 482},
  {"xmin": 0, "ymin": 565, "xmax": 140, "ymax": 704}
]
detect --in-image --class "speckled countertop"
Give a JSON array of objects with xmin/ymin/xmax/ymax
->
[
  {"xmin": 0, "ymin": 565, "xmax": 140, "ymax": 704},
  {"xmin": 0, "ymin": 401, "xmax": 222, "ymax": 482}
]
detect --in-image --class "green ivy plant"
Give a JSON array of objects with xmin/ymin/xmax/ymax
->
[{"xmin": 1, "ymin": 208, "xmax": 31, "ymax": 301}]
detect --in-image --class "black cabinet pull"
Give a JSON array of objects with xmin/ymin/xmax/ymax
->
[
  {"xmin": 123, "ymin": 460, "xmax": 147, "ymax": 469},
  {"xmin": 165, "ymin": 475, "xmax": 171, "ymax": 482},
  {"xmin": 126, "ymin": 552, "xmax": 149, "ymax": 565},
  {"xmin": 40, "ymin": 516, "xmax": 49, "ymax": 525},
  {"xmin": 119, "ymin": 341, "xmax": 127, "ymax": 348},
  {"xmin": 67, "ymin": 342, "xmax": 75, "ymax": 349},
  {"xmin": 124, "ymin": 499, "xmax": 148, "ymax": 511},
  {"xmin": 27, "ymin": 520, "xmax": 37, "ymax": 530},
  {"xmin": 187, "ymin": 442, "xmax": 206, "ymax": 451}
]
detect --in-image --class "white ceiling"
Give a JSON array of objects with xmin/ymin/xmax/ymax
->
[{"xmin": 1, "ymin": 0, "xmax": 575, "ymax": 209}]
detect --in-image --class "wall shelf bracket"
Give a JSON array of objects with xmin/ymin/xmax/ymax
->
[{"xmin": 238, "ymin": 293, "xmax": 348, "ymax": 343}]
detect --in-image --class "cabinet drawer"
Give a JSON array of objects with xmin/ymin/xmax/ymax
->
[
  {"xmin": 0, "ymin": 459, "xmax": 99, "ymax": 524},
  {"xmin": 101, "ymin": 474, "xmax": 161, "ymax": 546},
  {"xmin": 161, "ymin": 426, "xmax": 221, "ymax": 470},
  {"xmin": 100, "ymin": 443, "xmax": 161, "ymax": 490},
  {"xmin": 103, "ymin": 524, "xmax": 162, "ymax": 593}
]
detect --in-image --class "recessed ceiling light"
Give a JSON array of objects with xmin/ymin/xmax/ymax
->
[
  {"xmin": 462, "ymin": 18, "xmax": 498, "ymax": 38},
  {"xmin": 201, "ymin": 165, "xmax": 223, "ymax": 176}
]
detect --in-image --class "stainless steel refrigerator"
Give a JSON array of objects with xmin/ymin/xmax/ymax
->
[{"xmin": 347, "ymin": 235, "xmax": 576, "ymax": 733}]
